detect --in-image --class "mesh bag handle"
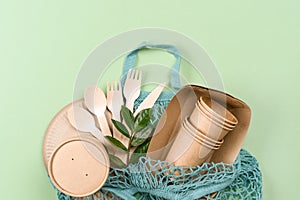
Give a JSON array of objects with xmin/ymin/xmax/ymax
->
[{"xmin": 121, "ymin": 42, "xmax": 182, "ymax": 91}]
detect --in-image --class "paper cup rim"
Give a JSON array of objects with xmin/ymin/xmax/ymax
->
[
  {"xmin": 194, "ymin": 102, "xmax": 234, "ymax": 131},
  {"xmin": 182, "ymin": 121, "xmax": 222, "ymax": 150},
  {"xmin": 196, "ymin": 101, "xmax": 236, "ymax": 130},
  {"xmin": 184, "ymin": 117, "xmax": 224, "ymax": 146},
  {"xmin": 199, "ymin": 96, "xmax": 238, "ymax": 125}
]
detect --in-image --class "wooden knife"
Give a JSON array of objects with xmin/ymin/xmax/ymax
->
[{"xmin": 134, "ymin": 83, "xmax": 165, "ymax": 116}]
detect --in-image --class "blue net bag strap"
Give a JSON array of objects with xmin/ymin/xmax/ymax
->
[{"xmin": 121, "ymin": 42, "xmax": 182, "ymax": 105}]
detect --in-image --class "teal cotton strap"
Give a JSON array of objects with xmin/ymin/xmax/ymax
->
[{"xmin": 122, "ymin": 42, "xmax": 182, "ymax": 90}]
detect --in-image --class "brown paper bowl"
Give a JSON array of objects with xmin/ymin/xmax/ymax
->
[{"xmin": 146, "ymin": 85, "xmax": 251, "ymax": 164}]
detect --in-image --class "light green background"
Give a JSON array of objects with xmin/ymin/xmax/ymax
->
[{"xmin": 1, "ymin": 1, "xmax": 299, "ymax": 199}]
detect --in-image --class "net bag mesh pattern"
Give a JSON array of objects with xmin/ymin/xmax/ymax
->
[
  {"xmin": 54, "ymin": 149, "xmax": 262, "ymax": 200},
  {"xmin": 52, "ymin": 101, "xmax": 262, "ymax": 199}
]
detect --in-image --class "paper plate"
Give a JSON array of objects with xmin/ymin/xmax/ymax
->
[
  {"xmin": 42, "ymin": 99, "xmax": 113, "ymax": 169},
  {"xmin": 43, "ymin": 99, "xmax": 111, "ymax": 197},
  {"xmin": 42, "ymin": 100, "xmax": 86, "ymax": 169}
]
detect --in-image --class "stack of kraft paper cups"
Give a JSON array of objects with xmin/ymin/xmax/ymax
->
[{"xmin": 166, "ymin": 96, "xmax": 238, "ymax": 167}]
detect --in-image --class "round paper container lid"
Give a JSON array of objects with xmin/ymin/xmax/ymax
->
[{"xmin": 48, "ymin": 138, "xmax": 110, "ymax": 197}]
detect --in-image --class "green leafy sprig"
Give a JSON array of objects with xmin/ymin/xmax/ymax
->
[{"xmin": 105, "ymin": 106, "xmax": 153, "ymax": 167}]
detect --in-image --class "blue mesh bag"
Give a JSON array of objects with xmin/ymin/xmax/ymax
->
[
  {"xmin": 52, "ymin": 43, "xmax": 262, "ymax": 199},
  {"xmin": 55, "ymin": 149, "xmax": 261, "ymax": 200}
]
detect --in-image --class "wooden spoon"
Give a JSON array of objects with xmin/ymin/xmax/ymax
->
[
  {"xmin": 67, "ymin": 106, "xmax": 105, "ymax": 143},
  {"xmin": 84, "ymin": 86, "xmax": 112, "ymax": 137}
]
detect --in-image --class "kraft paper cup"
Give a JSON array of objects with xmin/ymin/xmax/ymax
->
[
  {"xmin": 196, "ymin": 101, "xmax": 236, "ymax": 130},
  {"xmin": 183, "ymin": 118, "xmax": 224, "ymax": 146},
  {"xmin": 189, "ymin": 102, "xmax": 232, "ymax": 141},
  {"xmin": 165, "ymin": 122, "xmax": 220, "ymax": 167},
  {"xmin": 182, "ymin": 119, "xmax": 222, "ymax": 151},
  {"xmin": 199, "ymin": 96, "xmax": 238, "ymax": 126}
]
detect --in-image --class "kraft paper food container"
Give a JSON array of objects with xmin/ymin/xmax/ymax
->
[
  {"xmin": 48, "ymin": 137, "xmax": 110, "ymax": 197},
  {"xmin": 147, "ymin": 85, "xmax": 251, "ymax": 164}
]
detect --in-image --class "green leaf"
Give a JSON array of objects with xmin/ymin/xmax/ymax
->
[
  {"xmin": 129, "ymin": 140, "xmax": 150, "ymax": 163},
  {"xmin": 134, "ymin": 139, "xmax": 150, "ymax": 153},
  {"xmin": 121, "ymin": 106, "xmax": 135, "ymax": 131},
  {"xmin": 130, "ymin": 125, "xmax": 154, "ymax": 147},
  {"xmin": 105, "ymin": 136, "xmax": 128, "ymax": 152},
  {"xmin": 134, "ymin": 108, "xmax": 152, "ymax": 132},
  {"xmin": 108, "ymin": 154, "xmax": 126, "ymax": 168},
  {"xmin": 111, "ymin": 119, "xmax": 130, "ymax": 138}
]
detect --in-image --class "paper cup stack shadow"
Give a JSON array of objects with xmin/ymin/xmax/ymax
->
[{"xmin": 165, "ymin": 96, "xmax": 238, "ymax": 167}]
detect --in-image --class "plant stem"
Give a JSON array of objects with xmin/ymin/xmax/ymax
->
[{"xmin": 126, "ymin": 131, "xmax": 133, "ymax": 165}]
